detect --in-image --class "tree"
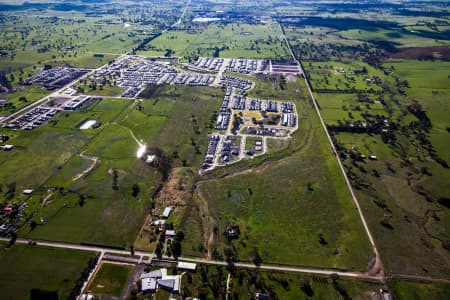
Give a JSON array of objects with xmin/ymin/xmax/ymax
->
[
  {"xmin": 251, "ymin": 248, "xmax": 262, "ymax": 266},
  {"xmin": 30, "ymin": 220, "xmax": 37, "ymax": 231},
  {"xmin": 112, "ymin": 169, "xmax": 119, "ymax": 190},
  {"xmin": 132, "ymin": 183, "xmax": 140, "ymax": 197},
  {"xmin": 172, "ymin": 240, "xmax": 181, "ymax": 257},
  {"xmin": 175, "ymin": 230, "xmax": 184, "ymax": 242}
]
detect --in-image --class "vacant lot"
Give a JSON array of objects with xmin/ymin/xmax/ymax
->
[
  {"xmin": 87, "ymin": 263, "xmax": 133, "ymax": 297},
  {"xmin": 389, "ymin": 280, "xmax": 450, "ymax": 300},
  {"xmin": 304, "ymin": 61, "xmax": 387, "ymax": 92},
  {"xmin": 0, "ymin": 243, "xmax": 94, "ymax": 300},
  {"xmin": 139, "ymin": 23, "xmax": 290, "ymax": 59}
]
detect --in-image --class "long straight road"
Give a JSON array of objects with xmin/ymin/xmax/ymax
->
[
  {"xmin": 277, "ymin": 23, "xmax": 383, "ymax": 276},
  {"xmin": 1, "ymin": 237, "xmax": 381, "ymax": 281}
]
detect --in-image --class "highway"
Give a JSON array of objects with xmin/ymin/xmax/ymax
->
[{"xmin": 277, "ymin": 23, "xmax": 383, "ymax": 275}]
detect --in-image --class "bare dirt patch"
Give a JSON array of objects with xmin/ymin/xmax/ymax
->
[{"xmin": 389, "ymin": 46, "xmax": 450, "ymax": 60}]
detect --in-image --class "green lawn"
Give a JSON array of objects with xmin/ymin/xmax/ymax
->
[
  {"xmin": 87, "ymin": 263, "xmax": 133, "ymax": 297},
  {"xmin": 0, "ymin": 243, "xmax": 94, "ymax": 300}
]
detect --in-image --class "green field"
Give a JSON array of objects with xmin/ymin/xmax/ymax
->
[
  {"xmin": 87, "ymin": 263, "xmax": 133, "ymax": 297},
  {"xmin": 191, "ymin": 78, "xmax": 372, "ymax": 270},
  {"xmin": 0, "ymin": 243, "xmax": 94, "ymax": 300},
  {"xmin": 313, "ymin": 60, "xmax": 450, "ymax": 278},
  {"xmin": 13, "ymin": 85, "xmax": 222, "ymax": 248},
  {"xmin": 304, "ymin": 61, "xmax": 388, "ymax": 92},
  {"xmin": 0, "ymin": 84, "xmax": 50, "ymax": 115},
  {"xmin": 389, "ymin": 280, "xmax": 450, "ymax": 300},
  {"xmin": 139, "ymin": 23, "xmax": 290, "ymax": 59},
  {"xmin": 20, "ymin": 98, "xmax": 161, "ymax": 248}
]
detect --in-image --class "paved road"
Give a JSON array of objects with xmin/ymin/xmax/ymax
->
[
  {"xmin": 4, "ymin": 237, "xmax": 450, "ymax": 284},
  {"xmin": 1, "ymin": 237, "xmax": 379, "ymax": 281},
  {"xmin": 278, "ymin": 23, "xmax": 383, "ymax": 275},
  {"xmin": 173, "ymin": 0, "xmax": 191, "ymax": 27}
]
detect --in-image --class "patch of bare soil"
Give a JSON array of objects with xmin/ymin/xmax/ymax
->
[
  {"xmin": 389, "ymin": 46, "xmax": 450, "ymax": 60},
  {"xmin": 155, "ymin": 167, "xmax": 194, "ymax": 207}
]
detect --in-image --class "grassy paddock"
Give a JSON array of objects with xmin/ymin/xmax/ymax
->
[
  {"xmin": 87, "ymin": 263, "xmax": 133, "ymax": 297},
  {"xmin": 0, "ymin": 243, "xmax": 94, "ymax": 300}
]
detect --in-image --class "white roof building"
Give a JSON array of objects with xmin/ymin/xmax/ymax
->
[
  {"xmin": 142, "ymin": 278, "xmax": 157, "ymax": 293},
  {"xmin": 177, "ymin": 261, "xmax": 197, "ymax": 271},
  {"xmin": 162, "ymin": 207, "xmax": 173, "ymax": 218},
  {"xmin": 165, "ymin": 229, "xmax": 176, "ymax": 237},
  {"xmin": 23, "ymin": 189, "xmax": 33, "ymax": 195}
]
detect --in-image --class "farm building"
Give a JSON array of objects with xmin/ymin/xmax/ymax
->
[
  {"xmin": 177, "ymin": 261, "xmax": 197, "ymax": 271},
  {"xmin": 162, "ymin": 207, "xmax": 173, "ymax": 218}
]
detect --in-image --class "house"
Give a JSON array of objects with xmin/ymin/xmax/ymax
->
[
  {"xmin": 142, "ymin": 278, "xmax": 157, "ymax": 293},
  {"xmin": 140, "ymin": 268, "xmax": 181, "ymax": 294},
  {"xmin": 0, "ymin": 145, "xmax": 13, "ymax": 151},
  {"xmin": 157, "ymin": 275, "xmax": 181, "ymax": 294},
  {"xmin": 256, "ymin": 293, "xmax": 269, "ymax": 300},
  {"xmin": 23, "ymin": 189, "xmax": 33, "ymax": 195},
  {"xmin": 79, "ymin": 294, "xmax": 95, "ymax": 300},
  {"xmin": 177, "ymin": 261, "xmax": 197, "ymax": 271},
  {"xmin": 165, "ymin": 229, "xmax": 176, "ymax": 237},
  {"xmin": 141, "ymin": 268, "xmax": 167, "ymax": 280},
  {"xmin": 162, "ymin": 207, "xmax": 172, "ymax": 219},
  {"xmin": 151, "ymin": 219, "xmax": 166, "ymax": 230}
]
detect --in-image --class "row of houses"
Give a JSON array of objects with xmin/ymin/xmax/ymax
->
[
  {"xmin": 22, "ymin": 67, "xmax": 90, "ymax": 89},
  {"xmin": 201, "ymin": 135, "xmax": 220, "ymax": 170},
  {"xmin": 191, "ymin": 57, "xmax": 225, "ymax": 72},
  {"xmin": 220, "ymin": 75, "xmax": 252, "ymax": 90}
]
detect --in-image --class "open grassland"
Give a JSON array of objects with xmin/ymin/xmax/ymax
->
[
  {"xmin": 138, "ymin": 23, "xmax": 290, "ymax": 59},
  {"xmin": 0, "ymin": 243, "xmax": 94, "ymax": 300},
  {"xmin": 0, "ymin": 84, "xmax": 50, "ymax": 115},
  {"xmin": 194, "ymin": 79, "xmax": 372, "ymax": 270},
  {"xmin": 138, "ymin": 85, "xmax": 223, "ymax": 167},
  {"xmin": 87, "ymin": 263, "xmax": 133, "ymax": 297},
  {"xmin": 339, "ymin": 29, "xmax": 450, "ymax": 48},
  {"xmin": 22, "ymin": 98, "xmax": 162, "ymax": 248},
  {"xmin": 0, "ymin": 129, "xmax": 90, "ymax": 201},
  {"xmin": 315, "ymin": 60, "xmax": 450, "ymax": 278},
  {"xmin": 314, "ymin": 93, "xmax": 385, "ymax": 125},
  {"xmin": 18, "ymin": 86, "xmax": 222, "ymax": 248},
  {"xmin": 285, "ymin": 25, "xmax": 363, "ymax": 46},
  {"xmin": 304, "ymin": 61, "xmax": 387, "ymax": 92},
  {"xmin": 0, "ymin": 13, "xmax": 145, "ymax": 73},
  {"xmin": 389, "ymin": 281, "xmax": 450, "ymax": 300}
]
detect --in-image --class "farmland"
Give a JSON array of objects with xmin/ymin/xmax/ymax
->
[
  {"xmin": 0, "ymin": 0, "xmax": 450, "ymax": 299},
  {"xmin": 87, "ymin": 263, "xmax": 133, "ymax": 297},
  {"xmin": 0, "ymin": 243, "xmax": 94, "ymax": 300},
  {"xmin": 138, "ymin": 23, "xmax": 291, "ymax": 59},
  {"xmin": 191, "ymin": 78, "xmax": 372, "ymax": 270}
]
